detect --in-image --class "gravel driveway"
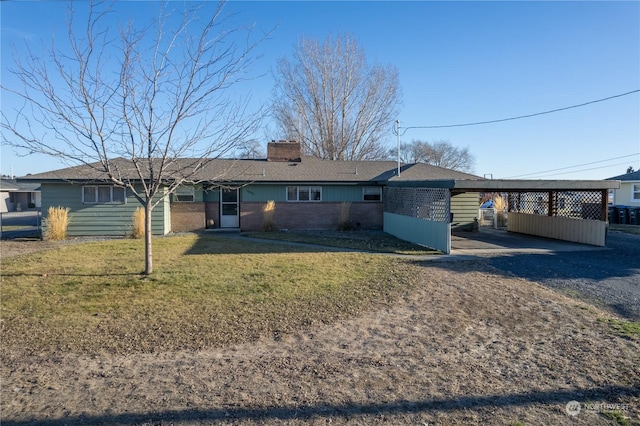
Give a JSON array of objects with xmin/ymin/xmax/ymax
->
[{"xmin": 481, "ymin": 231, "xmax": 640, "ymax": 321}]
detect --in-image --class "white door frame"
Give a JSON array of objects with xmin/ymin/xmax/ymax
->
[{"xmin": 220, "ymin": 187, "xmax": 240, "ymax": 228}]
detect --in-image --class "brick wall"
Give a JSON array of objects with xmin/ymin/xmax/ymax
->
[
  {"xmin": 171, "ymin": 202, "xmax": 206, "ymax": 232},
  {"xmin": 205, "ymin": 203, "xmax": 219, "ymax": 228},
  {"xmin": 239, "ymin": 202, "xmax": 383, "ymax": 231},
  {"xmin": 267, "ymin": 141, "xmax": 301, "ymax": 162}
]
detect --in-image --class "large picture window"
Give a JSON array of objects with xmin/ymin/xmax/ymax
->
[
  {"xmin": 363, "ymin": 186, "xmax": 382, "ymax": 201},
  {"xmin": 286, "ymin": 186, "xmax": 322, "ymax": 202},
  {"xmin": 83, "ymin": 186, "xmax": 126, "ymax": 204}
]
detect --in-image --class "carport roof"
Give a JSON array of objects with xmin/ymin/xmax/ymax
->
[{"xmin": 386, "ymin": 179, "xmax": 620, "ymax": 191}]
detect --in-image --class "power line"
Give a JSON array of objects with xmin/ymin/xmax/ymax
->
[
  {"xmin": 396, "ymin": 89, "xmax": 640, "ymax": 133},
  {"xmin": 503, "ymin": 153, "xmax": 640, "ymax": 179},
  {"xmin": 523, "ymin": 161, "xmax": 636, "ymax": 179}
]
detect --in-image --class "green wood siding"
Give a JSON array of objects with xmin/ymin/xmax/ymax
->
[
  {"xmin": 41, "ymin": 183, "xmax": 168, "ymax": 236},
  {"xmin": 171, "ymin": 184, "xmax": 204, "ymax": 203},
  {"xmin": 451, "ymin": 192, "xmax": 479, "ymax": 230},
  {"xmin": 203, "ymin": 187, "xmax": 220, "ymax": 202},
  {"xmin": 240, "ymin": 184, "xmax": 382, "ymax": 203},
  {"xmin": 242, "ymin": 185, "xmax": 286, "ymax": 202}
]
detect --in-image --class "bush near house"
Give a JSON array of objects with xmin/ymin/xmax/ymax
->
[
  {"xmin": 130, "ymin": 207, "xmax": 145, "ymax": 239},
  {"xmin": 262, "ymin": 200, "xmax": 277, "ymax": 231},
  {"xmin": 42, "ymin": 206, "xmax": 70, "ymax": 241}
]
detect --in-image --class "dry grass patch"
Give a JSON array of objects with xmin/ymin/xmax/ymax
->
[
  {"xmin": 246, "ymin": 229, "xmax": 440, "ymax": 255},
  {"xmin": 130, "ymin": 206, "xmax": 145, "ymax": 239},
  {"xmin": 2, "ymin": 259, "xmax": 639, "ymax": 425},
  {"xmin": 610, "ymin": 224, "xmax": 640, "ymax": 235},
  {"xmin": 42, "ymin": 206, "xmax": 69, "ymax": 241},
  {"xmin": 0, "ymin": 234, "xmax": 416, "ymax": 355}
]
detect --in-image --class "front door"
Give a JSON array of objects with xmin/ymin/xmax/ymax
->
[{"xmin": 220, "ymin": 188, "xmax": 239, "ymax": 228}]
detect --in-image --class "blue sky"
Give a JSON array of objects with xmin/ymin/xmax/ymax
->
[{"xmin": 1, "ymin": 1, "xmax": 639, "ymax": 180}]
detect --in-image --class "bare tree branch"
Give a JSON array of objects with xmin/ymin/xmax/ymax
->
[
  {"xmin": 390, "ymin": 139, "xmax": 476, "ymax": 173},
  {"xmin": 272, "ymin": 34, "xmax": 401, "ymax": 161},
  {"xmin": 1, "ymin": 0, "xmax": 267, "ymax": 274}
]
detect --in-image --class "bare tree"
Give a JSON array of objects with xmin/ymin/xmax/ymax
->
[
  {"xmin": 389, "ymin": 140, "xmax": 475, "ymax": 172},
  {"xmin": 271, "ymin": 34, "xmax": 401, "ymax": 161},
  {"xmin": 236, "ymin": 139, "xmax": 265, "ymax": 159},
  {"xmin": 1, "ymin": 1, "xmax": 265, "ymax": 274}
]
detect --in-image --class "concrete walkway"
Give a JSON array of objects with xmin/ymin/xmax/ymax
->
[{"xmin": 451, "ymin": 227, "xmax": 607, "ymax": 256}]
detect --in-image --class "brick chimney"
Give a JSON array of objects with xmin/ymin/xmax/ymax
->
[{"xmin": 267, "ymin": 140, "xmax": 301, "ymax": 162}]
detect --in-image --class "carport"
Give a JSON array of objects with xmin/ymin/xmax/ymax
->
[{"xmin": 383, "ymin": 179, "xmax": 620, "ymax": 254}]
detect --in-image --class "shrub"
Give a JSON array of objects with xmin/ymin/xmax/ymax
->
[
  {"xmin": 337, "ymin": 202, "xmax": 355, "ymax": 231},
  {"xmin": 493, "ymin": 195, "xmax": 507, "ymax": 210},
  {"xmin": 262, "ymin": 200, "xmax": 277, "ymax": 231},
  {"xmin": 130, "ymin": 207, "xmax": 145, "ymax": 239},
  {"xmin": 43, "ymin": 206, "xmax": 70, "ymax": 241}
]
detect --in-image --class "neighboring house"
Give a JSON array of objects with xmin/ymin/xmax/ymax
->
[
  {"xmin": 607, "ymin": 170, "xmax": 640, "ymax": 207},
  {"xmin": 0, "ymin": 179, "xmax": 41, "ymax": 213},
  {"xmin": 17, "ymin": 141, "xmax": 480, "ymax": 237}
]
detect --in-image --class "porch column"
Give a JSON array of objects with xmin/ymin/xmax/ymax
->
[{"xmin": 601, "ymin": 189, "xmax": 608, "ymax": 222}]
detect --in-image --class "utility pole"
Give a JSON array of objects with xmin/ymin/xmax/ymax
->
[{"xmin": 396, "ymin": 119, "xmax": 401, "ymax": 176}]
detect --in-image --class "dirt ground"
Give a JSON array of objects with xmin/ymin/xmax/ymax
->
[{"xmin": 1, "ymin": 242, "xmax": 639, "ymax": 425}]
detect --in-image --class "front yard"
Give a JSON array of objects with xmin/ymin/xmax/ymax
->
[
  {"xmin": 1, "ymin": 234, "xmax": 414, "ymax": 354},
  {"xmin": 1, "ymin": 234, "xmax": 638, "ymax": 425}
]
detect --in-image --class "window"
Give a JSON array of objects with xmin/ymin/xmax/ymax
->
[
  {"xmin": 633, "ymin": 184, "xmax": 640, "ymax": 201},
  {"xmin": 286, "ymin": 186, "xmax": 321, "ymax": 202},
  {"xmin": 83, "ymin": 186, "xmax": 126, "ymax": 204},
  {"xmin": 363, "ymin": 186, "xmax": 382, "ymax": 201},
  {"xmin": 175, "ymin": 194, "xmax": 195, "ymax": 202},
  {"xmin": 174, "ymin": 186, "xmax": 196, "ymax": 202}
]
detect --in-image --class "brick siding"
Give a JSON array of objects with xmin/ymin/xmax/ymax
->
[
  {"xmin": 239, "ymin": 202, "xmax": 383, "ymax": 231},
  {"xmin": 171, "ymin": 202, "xmax": 206, "ymax": 232},
  {"xmin": 205, "ymin": 203, "xmax": 219, "ymax": 229}
]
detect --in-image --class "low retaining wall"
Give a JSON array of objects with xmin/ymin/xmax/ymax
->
[{"xmin": 383, "ymin": 212, "xmax": 451, "ymax": 253}]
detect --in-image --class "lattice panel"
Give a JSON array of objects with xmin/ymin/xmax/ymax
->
[
  {"xmin": 384, "ymin": 187, "xmax": 450, "ymax": 222},
  {"xmin": 508, "ymin": 191, "xmax": 603, "ymax": 220}
]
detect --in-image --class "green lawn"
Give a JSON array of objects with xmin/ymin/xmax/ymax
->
[{"xmin": 1, "ymin": 234, "xmax": 417, "ymax": 354}]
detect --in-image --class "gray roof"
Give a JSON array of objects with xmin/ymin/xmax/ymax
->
[
  {"xmin": 606, "ymin": 170, "xmax": 640, "ymax": 181},
  {"xmin": 18, "ymin": 156, "xmax": 481, "ymax": 184},
  {"xmin": 0, "ymin": 179, "xmax": 40, "ymax": 192}
]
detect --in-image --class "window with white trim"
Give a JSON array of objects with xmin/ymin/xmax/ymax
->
[
  {"xmin": 633, "ymin": 184, "xmax": 640, "ymax": 201},
  {"xmin": 286, "ymin": 186, "xmax": 321, "ymax": 202},
  {"xmin": 83, "ymin": 186, "xmax": 126, "ymax": 204},
  {"xmin": 174, "ymin": 186, "xmax": 195, "ymax": 202},
  {"xmin": 363, "ymin": 186, "xmax": 382, "ymax": 201}
]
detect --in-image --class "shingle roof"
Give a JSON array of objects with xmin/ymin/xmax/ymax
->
[
  {"xmin": 606, "ymin": 170, "xmax": 640, "ymax": 181},
  {"xmin": 0, "ymin": 179, "xmax": 41, "ymax": 192},
  {"xmin": 18, "ymin": 156, "xmax": 481, "ymax": 184}
]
